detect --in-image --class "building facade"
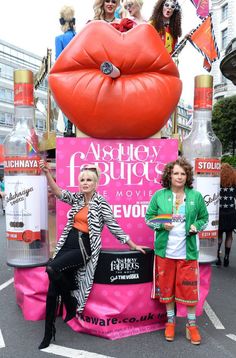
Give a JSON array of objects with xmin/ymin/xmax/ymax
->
[
  {"xmin": 212, "ymin": 0, "xmax": 236, "ymax": 99},
  {"xmin": 0, "ymin": 39, "xmax": 51, "ymax": 145}
]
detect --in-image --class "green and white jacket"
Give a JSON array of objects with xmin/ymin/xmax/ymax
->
[{"xmin": 145, "ymin": 187, "xmax": 208, "ymax": 260}]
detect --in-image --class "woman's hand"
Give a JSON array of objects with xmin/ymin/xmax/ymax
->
[
  {"xmin": 132, "ymin": 245, "xmax": 149, "ymax": 254},
  {"xmin": 164, "ymin": 223, "xmax": 174, "ymax": 231},
  {"xmin": 39, "ymin": 159, "xmax": 62, "ymax": 198},
  {"xmin": 39, "ymin": 159, "xmax": 50, "ymax": 174},
  {"xmin": 189, "ymin": 224, "xmax": 197, "ymax": 233},
  {"xmin": 127, "ymin": 239, "xmax": 148, "ymax": 254}
]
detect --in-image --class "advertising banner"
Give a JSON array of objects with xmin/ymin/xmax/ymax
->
[
  {"xmin": 56, "ymin": 137, "xmax": 178, "ymax": 339},
  {"xmin": 56, "ymin": 137, "xmax": 178, "ymax": 248}
]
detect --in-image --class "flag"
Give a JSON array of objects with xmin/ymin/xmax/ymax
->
[
  {"xmin": 190, "ymin": 0, "xmax": 209, "ymax": 18},
  {"xmin": 188, "ymin": 14, "xmax": 220, "ymax": 72},
  {"xmin": 186, "ymin": 114, "xmax": 193, "ymax": 127}
]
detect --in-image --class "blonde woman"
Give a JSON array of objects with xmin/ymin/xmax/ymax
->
[
  {"xmin": 38, "ymin": 161, "xmax": 146, "ymax": 349},
  {"xmin": 93, "ymin": 0, "xmax": 120, "ymax": 22},
  {"xmin": 123, "ymin": 0, "xmax": 146, "ymax": 24},
  {"xmin": 55, "ymin": 5, "xmax": 76, "ymax": 136},
  {"xmin": 56, "ymin": 5, "xmax": 76, "ymax": 59}
]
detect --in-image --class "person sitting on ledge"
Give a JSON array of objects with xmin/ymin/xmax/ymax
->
[{"xmin": 38, "ymin": 160, "xmax": 146, "ymax": 350}]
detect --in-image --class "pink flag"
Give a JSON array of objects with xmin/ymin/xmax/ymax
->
[{"xmin": 190, "ymin": 0, "xmax": 209, "ymax": 18}]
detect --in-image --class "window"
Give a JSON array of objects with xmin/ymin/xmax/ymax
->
[
  {"xmin": 221, "ymin": 28, "xmax": 228, "ymax": 50},
  {"xmin": 0, "ymin": 87, "xmax": 13, "ymax": 103},
  {"xmin": 222, "ymin": 3, "xmax": 228, "ymax": 22}
]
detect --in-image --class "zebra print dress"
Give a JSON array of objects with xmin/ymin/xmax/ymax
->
[{"xmin": 53, "ymin": 190, "xmax": 130, "ymax": 313}]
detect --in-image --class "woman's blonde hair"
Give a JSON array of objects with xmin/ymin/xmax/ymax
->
[
  {"xmin": 123, "ymin": 0, "xmax": 144, "ymax": 8},
  {"xmin": 60, "ymin": 5, "xmax": 76, "ymax": 33},
  {"xmin": 93, "ymin": 0, "xmax": 120, "ymax": 20},
  {"xmin": 79, "ymin": 164, "xmax": 101, "ymax": 184}
]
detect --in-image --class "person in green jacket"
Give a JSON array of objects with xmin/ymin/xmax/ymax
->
[{"xmin": 145, "ymin": 157, "xmax": 208, "ymax": 345}]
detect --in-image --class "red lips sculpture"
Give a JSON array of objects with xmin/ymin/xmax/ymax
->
[{"xmin": 49, "ymin": 21, "xmax": 182, "ymax": 138}]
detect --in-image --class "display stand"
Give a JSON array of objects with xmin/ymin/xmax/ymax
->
[
  {"xmin": 14, "ymin": 261, "xmax": 211, "ymax": 339},
  {"xmin": 13, "ymin": 137, "xmax": 212, "ymax": 339}
]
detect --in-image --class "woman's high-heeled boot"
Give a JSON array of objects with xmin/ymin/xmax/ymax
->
[
  {"xmin": 46, "ymin": 267, "xmax": 77, "ymax": 323},
  {"xmin": 224, "ymin": 247, "xmax": 231, "ymax": 267},
  {"xmin": 38, "ymin": 285, "xmax": 58, "ymax": 350},
  {"xmin": 216, "ymin": 244, "xmax": 222, "ymax": 266},
  {"xmin": 62, "ymin": 294, "xmax": 77, "ymax": 323}
]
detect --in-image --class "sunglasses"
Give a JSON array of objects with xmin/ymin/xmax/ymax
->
[
  {"xmin": 81, "ymin": 166, "xmax": 99, "ymax": 176},
  {"xmin": 164, "ymin": 2, "xmax": 176, "ymax": 10},
  {"xmin": 124, "ymin": 2, "xmax": 134, "ymax": 9},
  {"xmin": 104, "ymin": 0, "xmax": 117, "ymax": 4}
]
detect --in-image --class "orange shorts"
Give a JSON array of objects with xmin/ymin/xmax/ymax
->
[{"xmin": 153, "ymin": 256, "xmax": 199, "ymax": 306}]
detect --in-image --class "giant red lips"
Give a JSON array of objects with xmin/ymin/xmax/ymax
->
[{"xmin": 49, "ymin": 21, "xmax": 182, "ymax": 138}]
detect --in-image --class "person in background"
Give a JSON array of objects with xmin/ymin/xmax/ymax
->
[
  {"xmin": 115, "ymin": 0, "xmax": 127, "ymax": 19},
  {"xmin": 93, "ymin": 0, "xmax": 120, "ymax": 22},
  {"xmin": 0, "ymin": 176, "xmax": 5, "ymax": 215},
  {"xmin": 145, "ymin": 157, "xmax": 208, "ymax": 345},
  {"xmin": 38, "ymin": 160, "xmax": 146, "ymax": 350},
  {"xmin": 216, "ymin": 163, "xmax": 236, "ymax": 267},
  {"xmin": 93, "ymin": 0, "xmax": 135, "ymax": 32},
  {"xmin": 123, "ymin": 0, "xmax": 146, "ymax": 25},
  {"xmin": 149, "ymin": 0, "xmax": 182, "ymax": 55},
  {"xmin": 55, "ymin": 5, "xmax": 76, "ymax": 137}
]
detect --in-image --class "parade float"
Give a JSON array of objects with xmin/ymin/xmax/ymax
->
[{"xmin": 4, "ymin": 11, "xmax": 220, "ymax": 339}]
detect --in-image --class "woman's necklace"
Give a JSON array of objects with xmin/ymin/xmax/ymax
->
[
  {"xmin": 174, "ymin": 193, "xmax": 184, "ymax": 212},
  {"xmin": 104, "ymin": 16, "xmax": 115, "ymax": 23}
]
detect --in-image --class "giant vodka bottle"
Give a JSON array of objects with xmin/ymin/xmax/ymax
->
[
  {"xmin": 3, "ymin": 69, "xmax": 49, "ymax": 267},
  {"xmin": 182, "ymin": 75, "xmax": 222, "ymax": 263}
]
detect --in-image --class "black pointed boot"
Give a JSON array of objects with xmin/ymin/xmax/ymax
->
[
  {"xmin": 38, "ymin": 284, "xmax": 58, "ymax": 350},
  {"xmin": 46, "ymin": 267, "xmax": 77, "ymax": 323},
  {"xmin": 224, "ymin": 247, "xmax": 231, "ymax": 267},
  {"xmin": 62, "ymin": 294, "xmax": 77, "ymax": 323}
]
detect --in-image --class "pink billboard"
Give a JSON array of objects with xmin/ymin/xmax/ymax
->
[
  {"xmin": 55, "ymin": 137, "xmax": 178, "ymax": 339},
  {"xmin": 56, "ymin": 137, "xmax": 178, "ymax": 248}
]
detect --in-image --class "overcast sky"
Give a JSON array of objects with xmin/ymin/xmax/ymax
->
[{"xmin": 0, "ymin": 0, "xmax": 209, "ymax": 104}]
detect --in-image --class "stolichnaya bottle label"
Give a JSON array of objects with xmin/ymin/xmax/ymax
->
[
  {"xmin": 4, "ymin": 175, "xmax": 47, "ymax": 243},
  {"xmin": 194, "ymin": 158, "xmax": 221, "ymax": 243}
]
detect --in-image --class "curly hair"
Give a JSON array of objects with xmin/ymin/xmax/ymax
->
[
  {"xmin": 220, "ymin": 163, "xmax": 236, "ymax": 187},
  {"xmin": 93, "ymin": 0, "xmax": 120, "ymax": 20},
  {"xmin": 161, "ymin": 157, "xmax": 194, "ymax": 189},
  {"xmin": 149, "ymin": 0, "xmax": 182, "ymax": 40}
]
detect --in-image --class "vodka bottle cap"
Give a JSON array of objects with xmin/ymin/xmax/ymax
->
[
  {"xmin": 14, "ymin": 69, "xmax": 34, "ymax": 84},
  {"xmin": 14, "ymin": 70, "xmax": 34, "ymax": 106},
  {"xmin": 195, "ymin": 75, "xmax": 213, "ymax": 89}
]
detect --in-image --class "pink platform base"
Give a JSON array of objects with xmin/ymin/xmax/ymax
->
[{"xmin": 14, "ymin": 264, "xmax": 211, "ymax": 340}]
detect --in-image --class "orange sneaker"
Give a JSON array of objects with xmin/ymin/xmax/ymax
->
[
  {"xmin": 165, "ymin": 322, "xmax": 175, "ymax": 342},
  {"xmin": 186, "ymin": 324, "xmax": 201, "ymax": 345}
]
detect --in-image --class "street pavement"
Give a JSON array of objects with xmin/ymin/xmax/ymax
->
[{"xmin": 0, "ymin": 212, "xmax": 236, "ymax": 358}]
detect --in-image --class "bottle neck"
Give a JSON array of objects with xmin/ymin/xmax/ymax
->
[
  {"xmin": 192, "ymin": 109, "xmax": 213, "ymax": 132},
  {"xmin": 14, "ymin": 106, "xmax": 35, "ymax": 128}
]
